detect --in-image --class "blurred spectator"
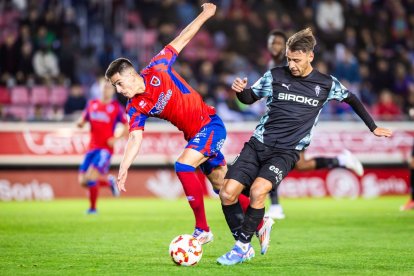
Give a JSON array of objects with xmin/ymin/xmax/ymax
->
[
  {"xmin": 404, "ymin": 83, "xmax": 414, "ymax": 116},
  {"xmin": 64, "ymin": 84, "xmax": 87, "ymax": 116},
  {"xmin": 0, "ymin": 0, "xmax": 413, "ymax": 122},
  {"xmin": 333, "ymin": 45, "xmax": 361, "ymax": 85},
  {"xmin": 392, "ymin": 62, "xmax": 411, "ymax": 99},
  {"xmin": 45, "ymin": 105, "xmax": 64, "ymax": 121},
  {"xmin": 372, "ymin": 59, "xmax": 393, "ymax": 92},
  {"xmin": 0, "ymin": 31, "xmax": 19, "ymax": 85},
  {"xmin": 16, "ymin": 41, "xmax": 35, "ymax": 84},
  {"xmin": 372, "ymin": 89, "xmax": 402, "ymax": 120},
  {"xmin": 58, "ymin": 33, "xmax": 77, "ymax": 83},
  {"xmin": 32, "ymin": 41, "xmax": 60, "ymax": 83},
  {"xmin": 316, "ymin": 0, "xmax": 345, "ymax": 49}
]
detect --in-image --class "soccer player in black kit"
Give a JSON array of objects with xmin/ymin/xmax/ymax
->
[
  {"xmin": 217, "ymin": 28, "xmax": 393, "ymax": 266},
  {"xmin": 266, "ymin": 30, "xmax": 364, "ymax": 220}
]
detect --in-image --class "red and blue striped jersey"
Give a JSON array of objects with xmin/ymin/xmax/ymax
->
[
  {"xmin": 82, "ymin": 99, "xmax": 127, "ymax": 153},
  {"xmin": 126, "ymin": 45, "xmax": 216, "ymax": 141}
]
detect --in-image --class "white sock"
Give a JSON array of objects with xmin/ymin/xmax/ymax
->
[
  {"xmin": 236, "ymin": 240, "xmax": 250, "ymax": 252},
  {"xmin": 337, "ymin": 153, "xmax": 346, "ymax": 167}
]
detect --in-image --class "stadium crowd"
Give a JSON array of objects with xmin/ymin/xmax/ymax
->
[{"xmin": 0, "ymin": 0, "xmax": 413, "ymax": 122}]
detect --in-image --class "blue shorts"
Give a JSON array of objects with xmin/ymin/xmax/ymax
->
[
  {"xmin": 79, "ymin": 149, "xmax": 112, "ymax": 175},
  {"xmin": 186, "ymin": 115, "xmax": 227, "ymax": 175}
]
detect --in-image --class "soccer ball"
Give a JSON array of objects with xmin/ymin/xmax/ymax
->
[{"xmin": 169, "ymin": 234, "xmax": 203, "ymax": 266}]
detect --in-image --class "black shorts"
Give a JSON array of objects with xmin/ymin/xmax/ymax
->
[{"xmin": 226, "ymin": 137, "xmax": 299, "ymax": 190}]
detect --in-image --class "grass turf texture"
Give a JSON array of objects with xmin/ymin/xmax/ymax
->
[{"xmin": 1, "ymin": 197, "xmax": 413, "ymax": 275}]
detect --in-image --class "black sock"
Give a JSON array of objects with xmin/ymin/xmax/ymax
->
[
  {"xmin": 411, "ymin": 169, "xmax": 414, "ymax": 200},
  {"xmin": 222, "ymin": 202, "xmax": 244, "ymax": 240},
  {"xmin": 269, "ymin": 188, "xmax": 279, "ymax": 205},
  {"xmin": 239, "ymin": 206, "xmax": 265, "ymax": 243},
  {"xmin": 315, "ymin": 157, "xmax": 339, "ymax": 169}
]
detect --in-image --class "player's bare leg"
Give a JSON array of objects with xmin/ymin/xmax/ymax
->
[
  {"xmin": 206, "ymin": 164, "xmax": 227, "ymax": 191},
  {"xmin": 79, "ymin": 167, "xmax": 101, "ymax": 214}
]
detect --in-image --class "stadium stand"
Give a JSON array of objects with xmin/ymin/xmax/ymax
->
[{"xmin": 0, "ymin": 0, "xmax": 412, "ymax": 122}]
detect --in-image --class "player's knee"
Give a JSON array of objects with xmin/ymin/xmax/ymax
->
[
  {"xmin": 78, "ymin": 175, "xmax": 88, "ymax": 187},
  {"xmin": 250, "ymin": 184, "xmax": 271, "ymax": 202},
  {"xmin": 219, "ymin": 188, "xmax": 238, "ymax": 204},
  {"xmin": 209, "ymin": 178, "xmax": 223, "ymax": 191},
  {"xmin": 295, "ymin": 160, "xmax": 308, "ymax": 171}
]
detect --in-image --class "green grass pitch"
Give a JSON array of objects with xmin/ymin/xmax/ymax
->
[{"xmin": 1, "ymin": 197, "xmax": 413, "ymax": 275}]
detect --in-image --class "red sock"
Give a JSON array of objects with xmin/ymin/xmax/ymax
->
[
  {"xmin": 89, "ymin": 185, "xmax": 98, "ymax": 210},
  {"xmin": 98, "ymin": 179, "xmax": 110, "ymax": 187},
  {"xmin": 176, "ymin": 164, "xmax": 209, "ymax": 231},
  {"xmin": 238, "ymin": 193, "xmax": 264, "ymax": 230},
  {"xmin": 238, "ymin": 194, "xmax": 250, "ymax": 213}
]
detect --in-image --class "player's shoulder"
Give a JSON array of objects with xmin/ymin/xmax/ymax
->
[
  {"xmin": 86, "ymin": 99, "xmax": 99, "ymax": 108},
  {"xmin": 270, "ymin": 66, "xmax": 292, "ymax": 81},
  {"xmin": 309, "ymin": 69, "xmax": 333, "ymax": 85},
  {"xmin": 110, "ymin": 99, "xmax": 123, "ymax": 108}
]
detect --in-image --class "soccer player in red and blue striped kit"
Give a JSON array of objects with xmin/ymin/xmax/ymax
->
[
  {"xmin": 77, "ymin": 78, "xmax": 128, "ymax": 214},
  {"xmin": 104, "ymin": 3, "xmax": 273, "ymax": 249}
]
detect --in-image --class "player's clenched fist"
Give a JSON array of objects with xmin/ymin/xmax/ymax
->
[
  {"xmin": 231, "ymin": 77, "xmax": 248, "ymax": 93},
  {"xmin": 201, "ymin": 3, "xmax": 216, "ymax": 17}
]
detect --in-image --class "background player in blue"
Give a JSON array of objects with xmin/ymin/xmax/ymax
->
[
  {"xmin": 266, "ymin": 29, "xmax": 364, "ymax": 220},
  {"xmin": 217, "ymin": 27, "xmax": 393, "ymax": 266},
  {"xmin": 77, "ymin": 78, "xmax": 128, "ymax": 214}
]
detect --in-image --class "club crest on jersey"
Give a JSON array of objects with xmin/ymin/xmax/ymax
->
[
  {"xmin": 139, "ymin": 100, "xmax": 147, "ymax": 108},
  {"xmin": 150, "ymin": 76, "xmax": 161, "ymax": 87},
  {"xmin": 315, "ymin": 85, "xmax": 321, "ymax": 96}
]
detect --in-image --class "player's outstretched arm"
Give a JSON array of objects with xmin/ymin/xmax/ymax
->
[
  {"xmin": 117, "ymin": 129, "xmax": 143, "ymax": 192},
  {"xmin": 108, "ymin": 122, "xmax": 129, "ymax": 147},
  {"xmin": 169, "ymin": 3, "xmax": 216, "ymax": 54},
  {"xmin": 231, "ymin": 77, "xmax": 248, "ymax": 93},
  {"xmin": 373, "ymin": 127, "xmax": 393, "ymax": 137},
  {"xmin": 343, "ymin": 92, "xmax": 393, "ymax": 136},
  {"xmin": 231, "ymin": 77, "xmax": 260, "ymax": 105},
  {"xmin": 76, "ymin": 116, "xmax": 86, "ymax": 128}
]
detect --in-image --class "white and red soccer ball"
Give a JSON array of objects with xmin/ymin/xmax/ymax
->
[{"xmin": 169, "ymin": 234, "xmax": 203, "ymax": 266}]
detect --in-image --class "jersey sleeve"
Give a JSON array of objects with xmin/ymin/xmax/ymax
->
[
  {"xmin": 147, "ymin": 45, "xmax": 178, "ymax": 72},
  {"xmin": 126, "ymin": 101, "xmax": 148, "ymax": 132},
  {"xmin": 116, "ymin": 103, "xmax": 128, "ymax": 124},
  {"xmin": 81, "ymin": 101, "xmax": 91, "ymax": 121},
  {"xmin": 327, "ymin": 76, "xmax": 349, "ymax": 102},
  {"xmin": 250, "ymin": 71, "xmax": 273, "ymax": 98}
]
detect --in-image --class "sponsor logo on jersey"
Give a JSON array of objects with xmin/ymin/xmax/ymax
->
[
  {"xmin": 315, "ymin": 85, "xmax": 321, "ymax": 96},
  {"xmin": 150, "ymin": 76, "xmax": 161, "ymax": 87},
  {"xmin": 106, "ymin": 104, "xmax": 114, "ymax": 113},
  {"xmin": 150, "ymin": 89, "xmax": 172, "ymax": 115},
  {"xmin": 282, "ymin": 83, "xmax": 291, "ymax": 90},
  {"xmin": 278, "ymin": 92, "xmax": 319, "ymax": 106},
  {"xmin": 90, "ymin": 111, "xmax": 110, "ymax": 123},
  {"xmin": 216, "ymin": 139, "xmax": 225, "ymax": 151}
]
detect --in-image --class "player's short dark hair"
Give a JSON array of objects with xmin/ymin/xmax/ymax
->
[
  {"xmin": 268, "ymin": 29, "xmax": 287, "ymax": 42},
  {"xmin": 286, "ymin": 27, "xmax": 316, "ymax": 53},
  {"xmin": 105, "ymin": 58, "xmax": 134, "ymax": 79}
]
